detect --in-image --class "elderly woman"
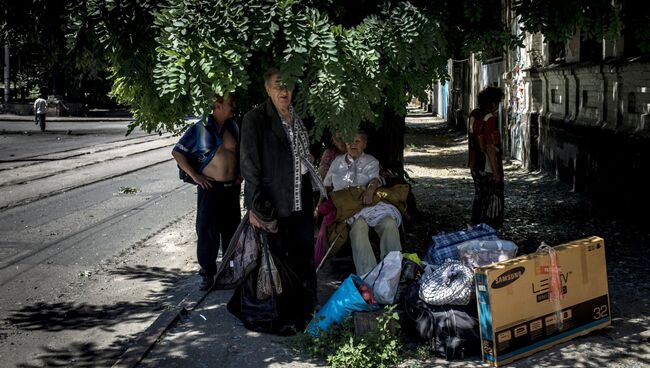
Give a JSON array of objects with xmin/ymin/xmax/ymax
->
[{"xmin": 323, "ymin": 130, "xmax": 402, "ymax": 275}]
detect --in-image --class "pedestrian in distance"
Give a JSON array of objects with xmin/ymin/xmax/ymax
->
[
  {"xmin": 240, "ymin": 67, "xmax": 318, "ymax": 309},
  {"xmin": 34, "ymin": 94, "xmax": 48, "ymax": 132},
  {"xmin": 468, "ymin": 86, "xmax": 505, "ymax": 229},
  {"xmin": 171, "ymin": 94, "xmax": 241, "ymax": 291}
]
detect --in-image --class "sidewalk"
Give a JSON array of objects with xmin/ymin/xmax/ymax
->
[
  {"xmin": 0, "ymin": 114, "xmax": 133, "ymax": 122},
  {"xmin": 127, "ymin": 113, "xmax": 650, "ymax": 368}
]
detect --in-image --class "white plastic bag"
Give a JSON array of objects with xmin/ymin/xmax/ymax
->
[
  {"xmin": 457, "ymin": 239, "xmax": 518, "ymax": 268},
  {"xmin": 362, "ymin": 251, "xmax": 403, "ymax": 305}
]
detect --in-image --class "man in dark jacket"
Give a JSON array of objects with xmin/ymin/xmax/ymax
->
[{"xmin": 240, "ymin": 67, "xmax": 317, "ymax": 307}]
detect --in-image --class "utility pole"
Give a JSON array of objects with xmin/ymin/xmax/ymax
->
[{"xmin": 3, "ymin": 43, "xmax": 9, "ymax": 104}]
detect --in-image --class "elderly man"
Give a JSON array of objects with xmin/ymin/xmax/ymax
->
[
  {"xmin": 324, "ymin": 130, "xmax": 402, "ymax": 275},
  {"xmin": 172, "ymin": 95, "xmax": 240, "ymax": 291},
  {"xmin": 240, "ymin": 67, "xmax": 317, "ymax": 307}
]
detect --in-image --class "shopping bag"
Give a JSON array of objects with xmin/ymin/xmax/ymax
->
[
  {"xmin": 362, "ymin": 251, "xmax": 403, "ymax": 305},
  {"xmin": 307, "ymin": 274, "xmax": 380, "ymax": 336}
]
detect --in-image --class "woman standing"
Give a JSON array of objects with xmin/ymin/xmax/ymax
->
[{"xmin": 468, "ymin": 87, "xmax": 505, "ymax": 229}]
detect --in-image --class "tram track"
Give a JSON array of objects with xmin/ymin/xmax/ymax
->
[
  {"xmin": 0, "ymin": 144, "xmax": 176, "ymax": 210},
  {"xmin": 0, "ymin": 134, "xmax": 172, "ymax": 171},
  {"xmin": 0, "ymin": 180, "xmax": 191, "ymax": 288}
]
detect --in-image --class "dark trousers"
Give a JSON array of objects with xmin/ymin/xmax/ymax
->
[
  {"xmin": 266, "ymin": 177, "xmax": 316, "ymax": 304},
  {"xmin": 196, "ymin": 182, "xmax": 241, "ymax": 276},
  {"xmin": 471, "ymin": 170, "xmax": 504, "ymax": 229}
]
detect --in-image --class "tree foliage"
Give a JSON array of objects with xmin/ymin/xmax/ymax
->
[
  {"xmin": 75, "ymin": 0, "xmax": 523, "ymax": 136},
  {"xmin": 512, "ymin": 0, "xmax": 620, "ymax": 43},
  {"xmin": 0, "ymin": 0, "xmax": 112, "ymax": 102},
  {"xmin": 3, "ymin": 0, "xmax": 629, "ymax": 134}
]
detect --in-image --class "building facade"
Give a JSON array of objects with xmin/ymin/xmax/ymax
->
[{"xmin": 440, "ymin": 1, "xmax": 650, "ymax": 211}]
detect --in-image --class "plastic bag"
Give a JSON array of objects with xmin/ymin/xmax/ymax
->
[
  {"xmin": 256, "ymin": 232, "xmax": 283, "ymax": 300},
  {"xmin": 457, "ymin": 239, "xmax": 518, "ymax": 268},
  {"xmin": 419, "ymin": 259, "xmax": 474, "ymax": 305},
  {"xmin": 227, "ymin": 253, "xmax": 313, "ymax": 336},
  {"xmin": 307, "ymin": 274, "xmax": 380, "ymax": 336},
  {"xmin": 362, "ymin": 251, "xmax": 403, "ymax": 305},
  {"xmin": 424, "ymin": 223, "xmax": 498, "ymax": 265}
]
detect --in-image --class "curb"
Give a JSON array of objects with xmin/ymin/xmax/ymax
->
[
  {"xmin": 0, "ymin": 115, "xmax": 133, "ymax": 122},
  {"xmin": 111, "ymin": 288, "xmax": 212, "ymax": 368},
  {"xmin": 112, "ymin": 291, "xmax": 210, "ymax": 368}
]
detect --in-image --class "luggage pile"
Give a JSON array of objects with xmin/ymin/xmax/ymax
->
[
  {"xmin": 308, "ymin": 223, "xmax": 519, "ymax": 362},
  {"xmin": 309, "ymin": 224, "xmax": 611, "ymax": 366}
]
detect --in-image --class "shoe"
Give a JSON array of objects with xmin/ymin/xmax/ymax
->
[{"xmin": 199, "ymin": 273, "xmax": 215, "ymax": 291}]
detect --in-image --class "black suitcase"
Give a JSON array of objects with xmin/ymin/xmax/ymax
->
[{"xmin": 402, "ymin": 283, "xmax": 480, "ymax": 360}]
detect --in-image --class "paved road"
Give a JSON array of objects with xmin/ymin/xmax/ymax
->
[{"xmin": 0, "ymin": 120, "xmax": 200, "ymax": 367}]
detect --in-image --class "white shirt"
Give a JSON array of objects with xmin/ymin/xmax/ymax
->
[
  {"xmin": 324, "ymin": 152, "xmax": 380, "ymax": 190},
  {"xmin": 34, "ymin": 98, "xmax": 48, "ymax": 114}
]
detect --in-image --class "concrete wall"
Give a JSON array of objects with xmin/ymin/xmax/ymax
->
[
  {"xmin": 525, "ymin": 57, "xmax": 650, "ymax": 210},
  {"xmin": 439, "ymin": 0, "xmax": 650, "ymax": 212}
]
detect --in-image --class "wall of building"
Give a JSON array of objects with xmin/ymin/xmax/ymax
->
[
  {"xmin": 506, "ymin": 29, "xmax": 650, "ymax": 211},
  {"xmin": 435, "ymin": 0, "xmax": 650, "ymax": 212}
]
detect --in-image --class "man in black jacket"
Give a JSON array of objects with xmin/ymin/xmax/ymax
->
[{"xmin": 240, "ymin": 67, "xmax": 317, "ymax": 308}]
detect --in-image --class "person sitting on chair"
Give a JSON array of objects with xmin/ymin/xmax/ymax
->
[{"xmin": 323, "ymin": 130, "xmax": 402, "ymax": 275}]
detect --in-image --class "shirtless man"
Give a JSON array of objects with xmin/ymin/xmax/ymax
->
[
  {"xmin": 172, "ymin": 95, "xmax": 241, "ymax": 291},
  {"xmin": 201, "ymin": 126, "xmax": 237, "ymax": 182}
]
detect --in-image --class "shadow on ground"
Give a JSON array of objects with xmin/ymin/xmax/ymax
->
[
  {"xmin": 16, "ymin": 338, "xmax": 129, "ymax": 368},
  {"xmin": 4, "ymin": 265, "xmax": 195, "ymax": 367}
]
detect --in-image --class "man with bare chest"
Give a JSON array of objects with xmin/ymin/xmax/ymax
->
[{"xmin": 172, "ymin": 95, "xmax": 241, "ymax": 290}]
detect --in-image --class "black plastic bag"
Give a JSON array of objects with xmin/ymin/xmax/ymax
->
[
  {"xmin": 402, "ymin": 283, "xmax": 480, "ymax": 360},
  {"xmin": 178, "ymin": 165, "xmax": 197, "ymax": 185},
  {"xmin": 394, "ymin": 259, "xmax": 424, "ymax": 305},
  {"xmin": 227, "ymin": 244, "xmax": 313, "ymax": 336}
]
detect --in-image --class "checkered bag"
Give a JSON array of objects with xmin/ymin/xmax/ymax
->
[
  {"xmin": 419, "ymin": 259, "xmax": 474, "ymax": 306},
  {"xmin": 424, "ymin": 224, "xmax": 498, "ymax": 265}
]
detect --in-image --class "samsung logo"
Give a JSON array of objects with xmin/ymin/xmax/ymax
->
[{"xmin": 491, "ymin": 267, "xmax": 525, "ymax": 289}]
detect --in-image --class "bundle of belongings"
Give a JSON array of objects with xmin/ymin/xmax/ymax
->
[
  {"xmin": 213, "ymin": 211, "xmax": 313, "ymax": 336},
  {"xmin": 309, "ymin": 223, "xmax": 521, "ymax": 361},
  {"xmin": 312, "ymin": 224, "xmax": 610, "ymax": 366}
]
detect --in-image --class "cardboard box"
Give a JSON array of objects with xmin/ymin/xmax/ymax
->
[{"xmin": 475, "ymin": 236, "xmax": 611, "ymax": 366}]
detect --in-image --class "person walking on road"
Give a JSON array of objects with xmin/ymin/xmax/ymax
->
[
  {"xmin": 172, "ymin": 95, "xmax": 241, "ymax": 291},
  {"xmin": 33, "ymin": 94, "xmax": 48, "ymax": 132},
  {"xmin": 240, "ymin": 67, "xmax": 318, "ymax": 309},
  {"xmin": 468, "ymin": 86, "xmax": 505, "ymax": 229}
]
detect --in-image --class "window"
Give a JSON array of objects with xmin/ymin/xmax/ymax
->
[{"xmin": 551, "ymin": 89, "xmax": 562, "ymax": 104}]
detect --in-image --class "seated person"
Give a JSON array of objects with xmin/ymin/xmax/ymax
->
[
  {"xmin": 318, "ymin": 130, "xmax": 347, "ymax": 179},
  {"xmin": 324, "ymin": 130, "xmax": 402, "ymax": 275}
]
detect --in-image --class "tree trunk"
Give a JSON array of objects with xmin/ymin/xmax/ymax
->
[{"xmin": 365, "ymin": 107, "xmax": 405, "ymax": 177}]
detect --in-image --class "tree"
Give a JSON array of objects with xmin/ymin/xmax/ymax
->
[
  {"xmin": 0, "ymin": 0, "xmax": 112, "ymax": 104},
  {"xmin": 71, "ymin": 0, "xmax": 624, "ymax": 171},
  {"xmin": 72, "ymin": 1, "xmax": 518, "ymax": 172}
]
